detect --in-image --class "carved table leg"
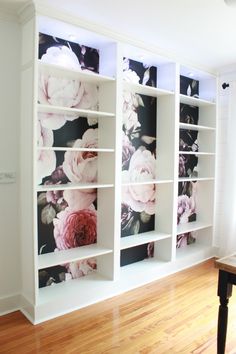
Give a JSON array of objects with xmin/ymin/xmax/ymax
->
[{"xmin": 217, "ymin": 270, "xmax": 233, "ymax": 354}]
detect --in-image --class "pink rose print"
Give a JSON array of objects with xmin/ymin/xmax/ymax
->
[{"xmin": 53, "ymin": 208, "xmax": 97, "ymax": 250}]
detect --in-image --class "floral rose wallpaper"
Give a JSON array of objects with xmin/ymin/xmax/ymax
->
[
  {"xmin": 180, "ymin": 75, "xmax": 199, "ymax": 98},
  {"xmin": 39, "ymin": 258, "xmax": 97, "ymax": 288},
  {"xmin": 120, "ymin": 58, "xmax": 157, "ymax": 266},
  {"xmin": 177, "ymin": 181, "xmax": 197, "ymax": 248},
  {"xmin": 179, "ymin": 104, "xmax": 199, "ymax": 178},
  {"xmin": 37, "ymin": 34, "xmax": 100, "ymax": 287},
  {"xmin": 176, "ymin": 232, "xmax": 195, "ymax": 248}
]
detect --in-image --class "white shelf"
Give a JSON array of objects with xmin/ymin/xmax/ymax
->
[
  {"xmin": 178, "ymin": 177, "xmax": 214, "ymax": 182},
  {"xmin": 38, "ymin": 244, "xmax": 113, "ymax": 270},
  {"xmin": 123, "ymin": 81, "xmax": 174, "ymax": 97},
  {"xmin": 176, "ymin": 243, "xmax": 214, "ymax": 260},
  {"xmin": 38, "ymin": 103, "xmax": 115, "ymax": 118},
  {"xmin": 178, "ymin": 151, "xmax": 215, "ymax": 156},
  {"xmin": 37, "ymin": 183, "xmax": 114, "ymax": 192},
  {"xmin": 122, "ymin": 179, "xmax": 173, "ymax": 186},
  {"xmin": 179, "ymin": 94, "xmax": 215, "ymax": 107},
  {"xmin": 176, "ymin": 221, "xmax": 212, "ymax": 235},
  {"xmin": 37, "ymin": 147, "xmax": 115, "ymax": 153},
  {"xmin": 120, "ymin": 231, "xmax": 171, "ymax": 250},
  {"xmin": 179, "ymin": 123, "xmax": 215, "ymax": 132},
  {"xmin": 38, "ymin": 61, "xmax": 115, "ymax": 83}
]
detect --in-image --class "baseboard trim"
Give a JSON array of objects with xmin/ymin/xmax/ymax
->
[{"xmin": 0, "ymin": 294, "xmax": 21, "ymax": 316}]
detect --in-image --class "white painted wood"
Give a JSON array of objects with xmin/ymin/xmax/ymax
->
[
  {"xmin": 38, "ymin": 245, "xmax": 113, "ymax": 270},
  {"xmin": 121, "ymin": 179, "xmax": 173, "ymax": 186},
  {"xmin": 177, "ymin": 221, "xmax": 213, "ymax": 234},
  {"xmin": 37, "ymin": 183, "xmax": 114, "ymax": 192},
  {"xmin": 180, "ymin": 94, "xmax": 215, "ymax": 107},
  {"xmin": 120, "ymin": 232, "xmax": 171, "ymax": 250},
  {"xmin": 37, "ymin": 103, "xmax": 115, "ymax": 118},
  {"xmin": 17, "ymin": 9, "xmax": 218, "ymax": 323},
  {"xmin": 38, "ymin": 61, "xmax": 115, "ymax": 82},
  {"xmin": 179, "ymin": 123, "xmax": 215, "ymax": 131},
  {"xmin": 37, "ymin": 147, "xmax": 115, "ymax": 153},
  {"xmin": 123, "ymin": 81, "xmax": 174, "ymax": 97}
]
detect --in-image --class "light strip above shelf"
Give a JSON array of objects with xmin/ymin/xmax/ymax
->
[
  {"xmin": 37, "ymin": 183, "xmax": 114, "ymax": 192},
  {"xmin": 38, "ymin": 61, "xmax": 115, "ymax": 83},
  {"xmin": 38, "ymin": 244, "xmax": 113, "ymax": 270},
  {"xmin": 37, "ymin": 103, "xmax": 115, "ymax": 118}
]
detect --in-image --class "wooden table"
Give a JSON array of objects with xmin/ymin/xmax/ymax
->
[{"xmin": 215, "ymin": 254, "xmax": 236, "ymax": 354}]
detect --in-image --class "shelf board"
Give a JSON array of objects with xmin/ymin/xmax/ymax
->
[
  {"xmin": 179, "ymin": 94, "xmax": 215, "ymax": 107},
  {"xmin": 176, "ymin": 221, "xmax": 212, "ymax": 235},
  {"xmin": 38, "ymin": 244, "xmax": 113, "ymax": 270},
  {"xmin": 178, "ymin": 177, "xmax": 214, "ymax": 182},
  {"xmin": 37, "ymin": 103, "xmax": 115, "ymax": 118},
  {"xmin": 38, "ymin": 61, "xmax": 115, "ymax": 83},
  {"xmin": 179, "ymin": 122, "xmax": 215, "ymax": 132},
  {"xmin": 122, "ymin": 179, "xmax": 173, "ymax": 186},
  {"xmin": 123, "ymin": 81, "xmax": 174, "ymax": 97},
  {"xmin": 176, "ymin": 243, "xmax": 214, "ymax": 260},
  {"xmin": 37, "ymin": 147, "xmax": 115, "ymax": 153},
  {"xmin": 37, "ymin": 182, "xmax": 114, "ymax": 192},
  {"xmin": 120, "ymin": 231, "xmax": 171, "ymax": 250},
  {"xmin": 179, "ymin": 151, "xmax": 215, "ymax": 156}
]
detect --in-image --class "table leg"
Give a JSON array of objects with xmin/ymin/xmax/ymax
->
[{"xmin": 217, "ymin": 270, "xmax": 232, "ymax": 354}]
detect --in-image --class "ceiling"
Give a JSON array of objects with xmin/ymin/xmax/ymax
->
[{"xmin": 2, "ymin": 0, "xmax": 236, "ymax": 73}]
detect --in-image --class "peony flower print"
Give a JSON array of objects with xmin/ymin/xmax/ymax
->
[
  {"xmin": 37, "ymin": 120, "xmax": 56, "ymax": 184},
  {"xmin": 122, "ymin": 132, "xmax": 135, "ymax": 169},
  {"xmin": 41, "ymin": 46, "xmax": 81, "ymax": 70},
  {"xmin": 67, "ymin": 258, "xmax": 97, "ymax": 279},
  {"xmin": 63, "ymin": 128, "xmax": 98, "ymax": 184},
  {"xmin": 122, "ymin": 90, "xmax": 143, "ymax": 133},
  {"xmin": 53, "ymin": 207, "xmax": 97, "ymax": 250},
  {"xmin": 176, "ymin": 232, "xmax": 196, "ymax": 248},
  {"xmin": 122, "ymin": 148, "xmax": 156, "ymax": 215},
  {"xmin": 177, "ymin": 182, "xmax": 197, "ymax": 224},
  {"xmin": 63, "ymin": 189, "xmax": 97, "ymax": 211}
]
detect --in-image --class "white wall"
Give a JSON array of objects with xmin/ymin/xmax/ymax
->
[
  {"xmin": 0, "ymin": 17, "xmax": 20, "ymax": 300},
  {"xmin": 215, "ymin": 69, "xmax": 236, "ymax": 256}
]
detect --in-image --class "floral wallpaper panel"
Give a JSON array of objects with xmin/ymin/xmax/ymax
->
[
  {"xmin": 37, "ymin": 189, "xmax": 97, "ymax": 255},
  {"xmin": 120, "ymin": 242, "xmax": 154, "ymax": 267},
  {"xmin": 180, "ymin": 75, "xmax": 199, "ymax": 98},
  {"xmin": 123, "ymin": 57, "xmax": 157, "ymax": 87},
  {"xmin": 180, "ymin": 104, "xmax": 199, "ymax": 126},
  {"xmin": 177, "ymin": 181, "xmax": 197, "ymax": 225},
  {"xmin": 39, "ymin": 258, "xmax": 97, "ymax": 288},
  {"xmin": 176, "ymin": 232, "xmax": 196, "ymax": 248},
  {"xmin": 179, "ymin": 154, "xmax": 198, "ymax": 178},
  {"xmin": 121, "ymin": 91, "xmax": 157, "ymax": 239}
]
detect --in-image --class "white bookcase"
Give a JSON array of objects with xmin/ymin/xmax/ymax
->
[{"xmin": 19, "ymin": 6, "xmax": 217, "ymax": 323}]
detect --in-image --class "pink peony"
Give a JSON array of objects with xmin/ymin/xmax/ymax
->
[
  {"xmin": 123, "ymin": 90, "xmax": 142, "ymax": 133},
  {"xmin": 63, "ymin": 129, "xmax": 98, "ymax": 184},
  {"xmin": 63, "ymin": 189, "xmax": 97, "ymax": 211},
  {"xmin": 122, "ymin": 132, "xmax": 135, "ymax": 169},
  {"xmin": 37, "ymin": 120, "xmax": 56, "ymax": 184},
  {"xmin": 38, "ymin": 45, "xmax": 98, "ymax": 122},
  {"xmin": 177, "ymin": 183, "xmax": 197, "ymax": 224},
  {"xmin": 122, "ymin": 148, "xmax": 156, "ymax": 215},
  {"xmin": 53, "ymin": 208, "xmax": 97, "ymax": 250},
  {"xmin": 41, "ymin": 46, "xmax": 81, "ymax": 70},
  {"xmin": 67, "ymin": 258, "xmax": 97, "ymax": 279}
]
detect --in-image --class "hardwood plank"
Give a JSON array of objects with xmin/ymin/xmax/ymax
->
[{"xmin": 1, "ymin": 259, "xmax": 236, "ymax": 353}]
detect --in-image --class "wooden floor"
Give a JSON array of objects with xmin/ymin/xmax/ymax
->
[{"xmin": 1, "ymin": 259, "xmax": 236, "ymax": 354}]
